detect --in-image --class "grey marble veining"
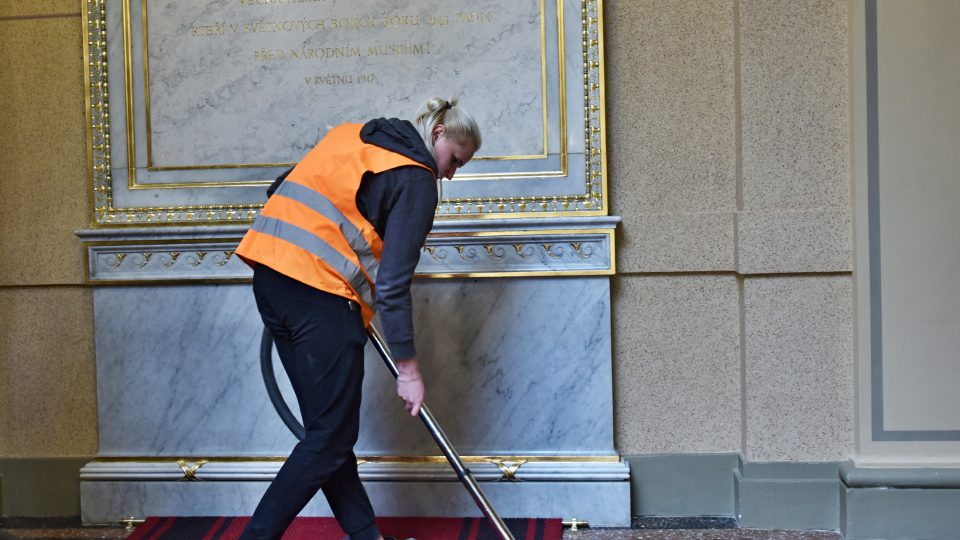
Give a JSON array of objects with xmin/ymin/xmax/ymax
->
[
  {"xmin": 93, "ymin": 284, "xmax": 292, "ymax": 455},
  {"xmin": 92, "ymin": 276, "xmax": 613, "ymax": 456},
  {"xmin": 104, "ymin": 0, "xmax": 276, "ymax": 208},
  {"xmin": 145, "ymin": 0, "xmax": 543, "ymax": 166},
  {"xmin": 105, "ymin": 1, "xmax": 129, "ymax": 174},
  {"xmin": 400, "ymin": 277, "xmax": 613, "ymax": 454},
  {"xmin": 84, "ymin": 273, "xmax": 625, "ymax": 522},
  {"xmin": 81, "ymin": 480, "xmax": 630, "ymax": 526}
]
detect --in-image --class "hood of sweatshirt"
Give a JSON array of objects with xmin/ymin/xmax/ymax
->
[{"xmin": 360, "ymin": 118, "xmax": 439, "ymax": 179}]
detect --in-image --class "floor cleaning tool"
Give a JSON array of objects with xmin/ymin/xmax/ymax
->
[{"xmin": 260, "ymin": 326, "xmax": 516, "ymax": 540}]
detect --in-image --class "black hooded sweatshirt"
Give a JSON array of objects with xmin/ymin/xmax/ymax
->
[{"xmin": 266, "ymin": 118, "xmax": 439, "ymax": 360}]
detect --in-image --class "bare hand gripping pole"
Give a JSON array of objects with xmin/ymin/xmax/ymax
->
[
  {"xmin": 366, "ymin": 325, "xmax": 516, "ymax": 540},
  {"xmin": 259, "ymin": 326, "xmax": 515, "ymax": 540}
]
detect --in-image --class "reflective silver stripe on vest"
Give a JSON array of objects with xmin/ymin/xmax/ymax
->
[
  {"xmin": 252, "ymin": 216, "xmax": 375, "ymax": 308},
  {"xmin": 274, "ymin": 180, "xmax": 380, "ymax": 283}
]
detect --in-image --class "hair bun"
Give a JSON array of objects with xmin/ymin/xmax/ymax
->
[{"xmin": 413, "ymin": 96, "xmax": 482, "ymax": 156}]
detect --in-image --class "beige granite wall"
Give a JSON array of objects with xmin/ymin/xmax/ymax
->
[
  {"xmin": 608, "ymin": 0, "xmax": 853, "ymax": 461},
  {"xmin": 0, "ymin": 0, "xmax": 855, "ymax": 464},
  {"xmin": 0, "ymin": 2, "xmax": 97, "ymax": 456}
]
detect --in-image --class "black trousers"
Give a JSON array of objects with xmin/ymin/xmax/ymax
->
[{"xmin": 239, "ymin": 265, "xmax": 380, "ymax": 540}]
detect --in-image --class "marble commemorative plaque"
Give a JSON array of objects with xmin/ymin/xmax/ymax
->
[{"xmin": 84, "ymin": 0, "xmax": 608, "ymax": 224}]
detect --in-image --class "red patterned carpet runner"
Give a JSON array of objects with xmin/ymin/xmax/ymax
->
[{"xmin": 126, "ymin": 516, "xmax": 562, "ymax": 540}]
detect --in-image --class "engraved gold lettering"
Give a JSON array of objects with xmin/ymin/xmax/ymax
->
[
  {"xmin": 192, "ymin": 21, "xmax": 226, "ymax": 36},
  {"xmin": 303, "ymin": 72, "xmax": 376, "ymax": 86},
  {"xmin": 254, "ymin": 49, "xmax": 285, "ymax": 61},
  {"xmin": 456, "ymin": 12, "xmax": 493, "ymax": 24},
  {"xmin": 240, "ymin": 0, "xmax": 329, "ymax": 5},
  {"xmin": 243, "ymin": 19, "xmax": 326, "ymax": 33},
  {"xmin": 367, "ymin": 42, "xmax": 429, "ymax": 56},
  {"xmin": 305, "ymin": 74, "xmax": 354, "ymax": 85},
  {"xmin": 289, "ymin": 46, "xmax": 362, "ymax": 59},
  {"xmin": 382, "ymin": 14, "xmax": 420, "ymax": 27},
  {"xmin": 329, "ymin": 16, "xmax": 378, "ymax": 29}
]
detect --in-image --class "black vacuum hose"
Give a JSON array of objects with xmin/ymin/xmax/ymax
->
[
  {"xmin": 260, "ymin": 324, "xmax": 515, "ymax": 538},
  {"xmin": 259, "ymin": 327, "xmax": 306, "ymax": 441}
]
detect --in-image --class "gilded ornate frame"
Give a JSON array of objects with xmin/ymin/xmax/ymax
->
[{"xmin": 83, "ymin": 0, "xmax": 607, "ymax": 226}]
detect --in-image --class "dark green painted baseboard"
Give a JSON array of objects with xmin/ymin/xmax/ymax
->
[
  {"xmin": 842, "ymin": 486, "xmax": 960, "ymax": 540},
  {"xmin": 626, "ymin": 454, "xmax": 960, "ymax": 539},
  {"xmin": 735, "ymin": 460, "xmax": 840, "ymax": 530},
  {"xmin": 840, "ymin": 463, "xmax": 960, "ymax": 540},
  {"xmin": 0, "ymin": 458, "xmax": 92, "ymax": 517},
  {"xmin": 625, "ymin": 454, "xmax": 738, "ymax": 517}
]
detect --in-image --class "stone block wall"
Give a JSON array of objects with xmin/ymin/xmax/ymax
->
[
  {"xmin": 606, "ymin": 0, "xmax": 853, "ymax": 462},
  {"xmin": 0, "ymin": 2, "xmax": 97, "ymax": 459}
]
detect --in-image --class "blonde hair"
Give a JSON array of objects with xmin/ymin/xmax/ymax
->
[{"xmin": 413, "ymin": 97, "xmax": 482, "ymax": 159}]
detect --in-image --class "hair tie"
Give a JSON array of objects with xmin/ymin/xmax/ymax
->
[{"xmin": 442, "ymin": 101, "xmax": 453, "ymax": 111}]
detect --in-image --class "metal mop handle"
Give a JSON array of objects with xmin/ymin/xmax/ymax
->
[{"xmin": 367, "ymin": 325, "xmax": 516, "ymax": 540}]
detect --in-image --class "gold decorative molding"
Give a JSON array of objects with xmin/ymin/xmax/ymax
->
[
  {"xmin": 82, "ymin": 455, "xmax": 629, "ymax": 484},
  {"xmin": 417, "ymin": 227, "xmax": 615, "ymax": 277},
  {"xmin": 160, "ymin": 252, "xmax": 179, "ymax": 268},
  {"xmin": 175, "ymin": 459, "xmax": 208, "ymax": 481},
  {"xmin": 487, "ymin": 459, "xmax": 528, "ymax": 481},
  {"xmin": 83, "ymin": 0, "xmax": 608, "ymax": 225},
  {"xmin": 119, "ymin": 518, "xmax": 145, "ymax": 529}
]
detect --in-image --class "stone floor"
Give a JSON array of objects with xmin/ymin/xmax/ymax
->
[
  {"xmin": 0, "ymin": 518, "xmax": 130, "ymax": 540},
  {"xmin": 563, "ymin": 530, "xmax": 841, "ymax": 540},
  {"xmin": 0, "ymin": 518, "xmax": 843, "ymax": 540}
]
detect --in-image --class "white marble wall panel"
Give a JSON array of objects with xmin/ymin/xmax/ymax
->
[
  {"xmin": 81, "ymin": 479, "xmax": 630, "ymax": 525},
  {"xmin": 93, "ymin": 284, "xmax": 290, "ymax": 455},
  {"xmin": 93, "ymin": 276, "xmax": 614, "ymax": 456},
  {"xmin": 401, "ymin": 277, "xmax": 614, "ymax": 454},
  {"xmin": 105, "ymin": 0, "xmax": 129, "ymax": 174},
  {"xmin": 146, "ymin": 0, "xmax": 544, "ymax": 165}
]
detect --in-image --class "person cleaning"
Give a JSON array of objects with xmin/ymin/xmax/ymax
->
[{"xmin": 235, "ymin": 97, "xmax": 482, "ymax": 540}]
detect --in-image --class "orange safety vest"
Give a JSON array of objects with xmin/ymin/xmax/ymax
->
[{"xmin": 236, "ymin": 123, "xmax": 433, "ymax": 326}]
